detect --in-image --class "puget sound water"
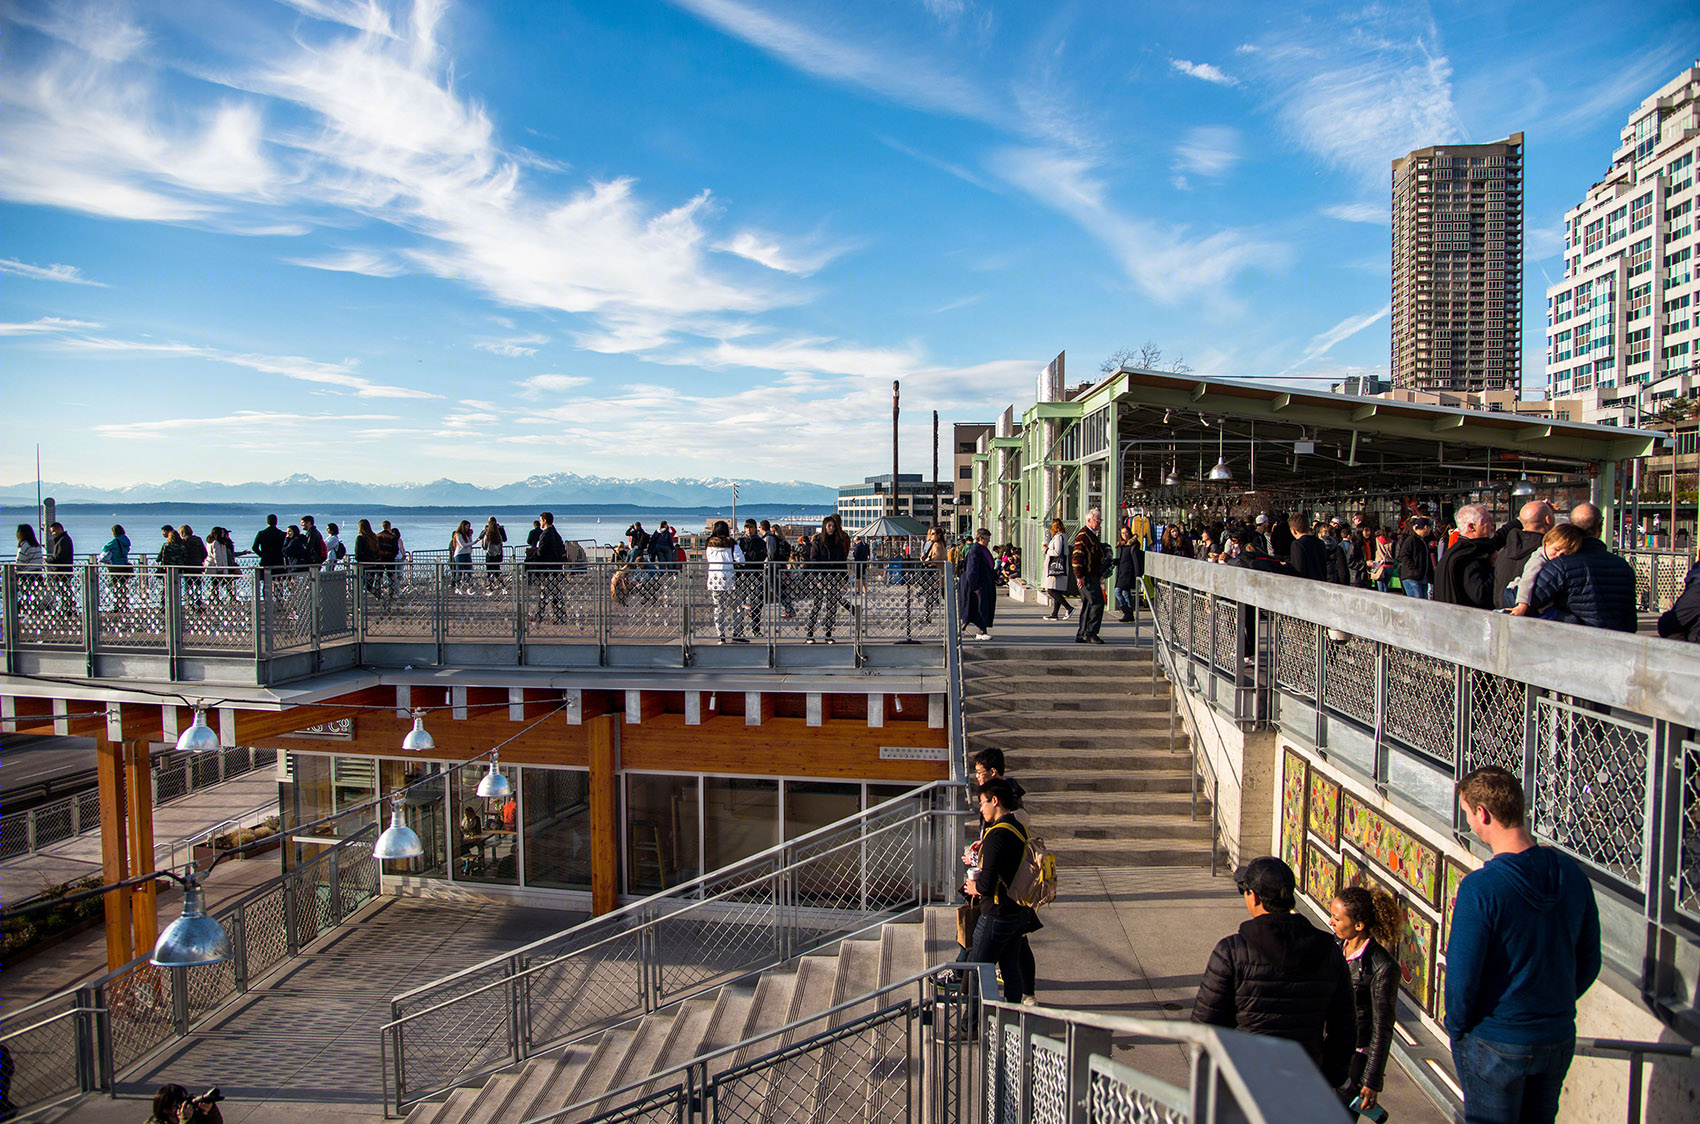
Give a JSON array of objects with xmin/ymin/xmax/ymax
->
[{"xmin": 8, "ymin": 502, "xmax": 833, "ymax": 560}]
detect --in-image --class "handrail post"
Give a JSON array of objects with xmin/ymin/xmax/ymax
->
[
  {"xmin": 165, "ymin": 565, "xmax": 182, "ymax": 680},
  {"xmin": 82, "ymin": 563, "xmax": 99, "ymax": 676},
  {"xmin": 434, "ymin": 561, "xmax": 447, "ymax": 667},
  {"xmin": 329, "ymin": 845, "xmax": 343, "ymax": 923},
  {"xmin": 170, "ymin": 966, "xmax": 191, "ymax": 1036}
]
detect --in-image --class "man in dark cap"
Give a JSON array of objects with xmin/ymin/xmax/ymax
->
[{"xmin": 1193, "ymin": 856, "xmax": 1354, "ymax": 1089}]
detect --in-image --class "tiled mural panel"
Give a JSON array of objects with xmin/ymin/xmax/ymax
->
[
  {"xmin": 1342, "ymin": 792, "xmax": 1439, "ymax": 904},
  {"xmin": 1308, "ymin": 770, "xmax": 1341, "ymax": 848},
  {"xmin": 1305, "ymin": 842, "xmax": 1340, "ymax": 902},
  {"xmin": 1281, "ymin": 751, "xmax": 1307, "ymax": 871}
]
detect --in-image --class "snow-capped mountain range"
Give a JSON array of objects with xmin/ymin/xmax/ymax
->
[{"xmin": 1, "ymin": 473, "xmax": 838, "ymax": 507}]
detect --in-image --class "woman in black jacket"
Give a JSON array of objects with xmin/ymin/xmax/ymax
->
[
  {"xmin": 1113, "ymin": 527, "xmax": 1143, "ymax": 622},
  {"xmin": 1327, "ymin": 885, "xmax": 1401, "ymax": 1116},
  {"xmin": 963, "ymin": 777, "xmax": 1035, "ymax": 1002}
]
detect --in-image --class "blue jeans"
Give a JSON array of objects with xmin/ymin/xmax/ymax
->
[
  {"xmin": 1401, "ymin": 579, "xmax": 1430, "ymax": 600},
  {"xmin": 969, "ymin": 907, "xmax": 1032, "ymax": 1002},
  {"xmin": 1451, "ymin": 1033, "xmax": 1574, "ymax": 1124}
]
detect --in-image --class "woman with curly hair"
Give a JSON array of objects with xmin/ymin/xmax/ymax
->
[
  {"xmin": 1042, "ymin": 518, "xmax": 1073, "ymax": 620},
  {"xmin": 1327, "ymin": 885, "xmax": 1401, "ymax": 1117}
]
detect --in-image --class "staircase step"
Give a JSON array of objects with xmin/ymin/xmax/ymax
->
[
  {"xmin": 454, "ymin": 1073, "xmax": 523, "ymax": 1124},
  {"xmin": 1025, "ymin": 790, "xmax": 1199, "ymax": 816},
  {"xmin": 963, "ymin": 673, "xmax": 1164, "ymax": 695},
  {"xmin": 964, "ymin": 645, "xmax": 1154, "ymax": 662},
  {"xmin": 1035, "ymin": 812, "xmax": 1215, "ymax": 843},
  {"xmin": 880, "ymin": 913, "xmax": 927, "ymax": 987},
  {"xmin": 964, "ymin": 693, "xmax": 1172, "ymax": 713},
  {"xmin": 966, "ymin": 732, "xmax": 1179, "ymax": 754},
  {"xmin": 644, "ymin": 995, "xmax": 718, "ymax": 1090},
  {"xmin": 593, "ymin": 1008, "xmax": 678, "ymax": 1110},
  {"xmin": 1014, "ymin": 771, "xmax": 1195, "ymax": 794},
  {"xmin": 700, "ymin": 983, "xmax": 759, "ymax": 1055},
  {"xmin": 502, "ymin": 1046, "xmax": 594, "ymax": 1123},
  {"xmin": 560, "ymin": 1026, "xmax": 637, "ymax": 1108},
  {"xmin": 1050, "ymin": 840, "xmax": 1218, "ymax": 868}
]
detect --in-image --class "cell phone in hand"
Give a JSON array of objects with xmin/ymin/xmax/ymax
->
[{"xmin": 1348, "ymin": 1094, "xmax": 1388, "ymax": 1122}]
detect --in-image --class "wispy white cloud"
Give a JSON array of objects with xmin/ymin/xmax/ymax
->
[
  {"xmin": 55, "ymin": 333, "xmax": 440, "ymax": 398},
  {"xmin": 717, "ymin": 230, "xmax": 852, "ymax": 276},
  {"xmin": 1278, "ymin": 303, "xmax": 1391, "ymax": 374},
  {"xmin": 990, "ymin": 146, "xmax": 1285, "ymax": 304},
  {"xmin": 668, "ymin": 0, "xmax": 1000, "ymax": 126},
  {"xmin": 1173, "ymin": 126, "xmax": 1240, "ymax": 179},
  {"xmin": 1170, "ymin": 59, "xmax": 1237, "ymax": 87},
  {"xmin": 0, "ymin": 259, "xmax": 108, "ymax": 286},
  {"xmin": 285, "ymin": 250, "xmax": 406, "ymax": 277},
  {"xmin": 475, "ymin": 332, "xmax": 550, "ymax": 358},
  {"xmin": 0, "ymin": 316, "xmax": 103, "ymax": 335},
  {"xmin": 1321, "ymin": 202, "xmax": 1387, "ymax": 224},
  {"xmin": 516, "ymin": 373, "xmax": 593, "ymax": 398},
  {"xmin": 93, "ymin": 409, "xmax": 395, "ymax": 438},
  {"xmin": 1243, "ymin": 11, "xmax": 1465, "ymax": 184}
]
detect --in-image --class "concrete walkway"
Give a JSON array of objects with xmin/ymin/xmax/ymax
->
[
  {"xmin": 2, "ymin": 772, "xmax": 277, "ymax": 909},
  {"xmin": 39, "ymin": 864, "xmax": 1447, "ymax": 1124}
]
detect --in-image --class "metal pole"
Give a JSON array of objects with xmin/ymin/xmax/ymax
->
[
  {"xmin": 892, "ymin": 380, "xmax": 901, "ymax": 518},
  {"xmin": 933, "ymin": 410, "xmax": 940, "ymax": 531}
]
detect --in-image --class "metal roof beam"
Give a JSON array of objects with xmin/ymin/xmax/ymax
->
[
  {"xmin": 1351, "ymin": 405, "xmax": 1378, "ymax": 422},
  {"xmin": 1515, "ymin": 424, "xmax": 1552, "ymax": 443},
  {"xmin": 1432, "ymin": 415, "xmax": 1466, "ymax": 432}
]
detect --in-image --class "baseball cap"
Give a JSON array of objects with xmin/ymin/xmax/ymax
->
[
  {"xmin": 1254, "ymin": 514, "xmax": 1268, "ymax": 525},
  {"xmin": 1232, "ymin": 857, "xmax": 1296, "ymax": 907}
]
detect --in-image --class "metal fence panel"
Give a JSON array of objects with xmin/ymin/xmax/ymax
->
[
  {"xmin": 177, "ymin": 567, "xmax": 259, "ymax": 651},
  {"xmin": 708, "ymin": 1005, "xmax": 909, "ymax": 1124},
  {"xmin": 1532, "ymin": 699, "xmax": 1651, "ymax": 888},
  {"xmin": 1321, "ymin": 633, "xmax": 1376, "ymax": 727},
  {"xmin": 1680, "ymin": 740, "xmax": 1700, "ymax": 923},
  {"xmin": 1086, "ymin": 1055, "xmax": 1189, "ymax": 1124},
  {"xmin": 1273, "ymin": 614, "xmax": 1316, "ymax": 700},
  {"xmin": 0, "ymin": 1002, "xmax": 85, "ymax": 1111}
]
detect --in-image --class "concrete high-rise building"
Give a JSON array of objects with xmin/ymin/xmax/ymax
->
[
  {"xmin": 1545, "ymin": 64, "xmax": 1699, "ymax": 419},
  {"xmin": 1391, "ymin": 134, "xmax": 1524, "ymax": 395},
  {"xmin": 952, "ymin": 422, "xmax": 994, "ymax": 534}
]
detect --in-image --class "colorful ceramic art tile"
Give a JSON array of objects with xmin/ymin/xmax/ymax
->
[
  {"xmin": 1281, "ymin": 752, "xmax": 1307, "ymax": 872},
  {"xmin": 1398, "ymin": 908, "xmax": 1436, "ymax": 1012},
  {"xmin": 1305, "ymin": 842, "xmax": 1339, "ymax": 902},
  {"xmin": 1443, "ymin": 859, "xmax": 1469, "ymax": 948},
  {"xmin": 1341, "ymin": 793, "xmax": 1439, "ymax": 904},
  {"xmin": 1308, "ymin": 771, "xmax": 1340, "ymax": 848}
]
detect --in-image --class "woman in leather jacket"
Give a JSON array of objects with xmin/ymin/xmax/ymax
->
[{"xmin": 1327, "ymin": 886, "xmax": 1401, "ymax": 1115}]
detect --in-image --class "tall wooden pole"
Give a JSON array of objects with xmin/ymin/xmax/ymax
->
[
  {"xmin": 587, "ymin": 713, "xmax": 621, "ymax": 916},
  {"xmin": 932, "ymin": 410, "xmax": 940, "ymax": 532},
  {"xmin": 125, "ymin": 738, "xmax": 159, "ymax": 954},
  {"xmin": 891, "ymin": 381, "xmax": 900, "ymax": 518},
  {"xmin": 96, "ymin": 735, "xmax": 134, "ymax": 970}
]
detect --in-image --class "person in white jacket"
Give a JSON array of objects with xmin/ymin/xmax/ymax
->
[{"xmin": 704, "ymin": 520, "xmax": 747, "ymax": 643}]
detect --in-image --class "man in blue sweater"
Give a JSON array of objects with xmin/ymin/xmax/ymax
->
[{"xmin": 1445, "ymin": 767, "xmax": 1600, "ymax": 1124}]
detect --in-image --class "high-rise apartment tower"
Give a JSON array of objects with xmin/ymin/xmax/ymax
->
[
  {"xmin": 1391, "ymin": 134, "xmax": 1525, "ymax": 395},
  {"xmin": 1546, "ymin": 64, "xmax": 1699, "ymax": 409}
]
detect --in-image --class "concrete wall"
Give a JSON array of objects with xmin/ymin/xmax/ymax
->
[
  {"xmin": 1565, "ymin": 987, "xmax": 1700, "ymax": 1124},
  {"xmin": 1170, "ymin": 692, "xmax": 1274, "ymax": 867}
]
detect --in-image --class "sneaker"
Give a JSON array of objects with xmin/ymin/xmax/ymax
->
[
  {"xmin": 717, "ymin": 638, "xmax": 726, "ymax": 645},
  {"xmin": 1062, "ymin": 608, "xmax": 1073, "ymax": 620},
  {"xmin": 805, "ymin": 638, "xmax": 815, "ymax": 645},
  {"xmin": 1021, "ymin": 995, "xmax": 1038, "ymax": 1007},
  {"xmin": 975, "ymin": 632, "xmax": 992, "ymax": 641},
  {"xmin": 1087, "ymin": 635, "xmax": 1104, "ymax": 644}
]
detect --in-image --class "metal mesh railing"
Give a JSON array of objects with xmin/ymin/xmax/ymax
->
[
  {"xmin": 1680, "ymin": 740, "xmax": 1700, "ymax": 923},
  {"xmin": 710, "ymin": 1004, "xmax": 909, "ymax": 1124},
  {"xmin": 384, "ymin": 783, "xmax": 967, "ymax": 1111},
  {"xmin": 1320, "ymin": 633, "xmax": 1375, "ymax": 727},
  {"xmin": 3, "ymin": 561, "xmax": 950, "ymax": 674},
  {"xmin": 1383, "ymin": 649, "xmax": 1455, "ymax": 765},
  {"xmin": 0, "ymin": 996, "xmax": 88, "ymax": 1113},
  {"xmin": 1087, "ymin": 1056, "xmax": 1189, "ymax": 1124},
  {"xmin": 1532, "ymin": 700, "xmax": 1651, "ymax": 886},
  {"xmin": 1272, "ymin": 614, "xmax": 1316, "ymax": 700}
]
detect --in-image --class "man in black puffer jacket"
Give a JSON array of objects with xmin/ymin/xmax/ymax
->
[
  {"xmin": 1491, "ymin": 501, "xmax": 1553, "ymax": 608},
  {"xmin": 1193, "ymin": 857, "xmax": 1354, "ymax": 1088},
  {"xmin": 1527, "ymin": 503, "xmax": 1638, "ymax": 632}
]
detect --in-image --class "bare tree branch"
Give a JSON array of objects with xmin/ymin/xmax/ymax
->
[{"xmin": 1100, "ymin": 341, "xmax": 1192, "ymax": 375}]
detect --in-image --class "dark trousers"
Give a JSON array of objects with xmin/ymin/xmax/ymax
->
[
  {"xmin": 1451, "ymin": 1033, "xmax": 1574, "ymax": 1124},
  {"xmin": 1076, "ymin": 579, "xmax": 1104, "ymax": 640},
  {"xmin": 968, "ymin": 907, "xmax": 1033, "ymax": 1002}
]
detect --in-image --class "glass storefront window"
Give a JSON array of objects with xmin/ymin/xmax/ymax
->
[
  {"xmin": 627, "ymin": 774, "xmax": 699, "ymax": 895},
  {"xmin": 784, "ymin": 780, "xmax": 860, "ymax": 841},
  {"xmin": 867, "ymin": 783, "xmax": 918, "ymax": 810},
  {"xmin": 704, "ymin": 777, "xmax": 778, "ymax": 872},
  {"xmin": 523, "ymin": 768, "xmax": 592, "ymax": 890},
  {"xmin": 382, "ymin": 761, "xmax": 448, "ymax": 879},
  {"xmin": 454, "ymin": 763, "xmax": 518, "ymax": 884}
]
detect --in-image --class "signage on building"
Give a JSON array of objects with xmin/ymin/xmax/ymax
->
[{"xmin": 879, "ymin": 745, "xmax": 950, "ymax": 761}]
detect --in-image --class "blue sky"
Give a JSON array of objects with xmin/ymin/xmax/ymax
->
[{"xmin": 2, "ymin": 0, "xmax": 1696, "ymax": 489}]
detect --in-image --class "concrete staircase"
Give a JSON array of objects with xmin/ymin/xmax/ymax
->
[
  {"xmin": 403, "ymin": 908, "xmax": 956, "ymax": 1124},
  {"xmin": 961, "ymin": 643, "xmax": 1217, "ymax": 868}
]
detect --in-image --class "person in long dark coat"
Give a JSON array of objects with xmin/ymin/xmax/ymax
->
[{"xmin": 960, "ymin": 528, "xmax": 998, "ymax": 639}]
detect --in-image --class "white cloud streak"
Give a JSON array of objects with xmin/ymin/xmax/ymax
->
[
  {"xmin": 1279, "ymin": 304, "xmax": 1391, "ymax": 374},
  {"xmin": 1170, "ymin": 59, "xmax": 1237, "ymax": 86},
  {"xmin": 0, "ymin": 259, "xmax": 108, "ymax": 285},
  {"xmin": 1322, "ymin": 202, "xmax": 1387, "ymax": 224},
  {"xmin": 54, "ymin": 334, "xmax": 440, "ymax": 398}
]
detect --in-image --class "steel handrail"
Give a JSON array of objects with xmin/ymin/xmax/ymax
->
[
  {"xmin": 1146, "ymin": 585, "xmax": 1229, "ymax": 875},
  {"xmin": 513, "ymin": 962, "xmax": 1003, "ymax": 1124},
  {"xmin": 385, "ymin": 803, "xmax": 954, "ymax": 1022},
  {"xmin": 389, "ymin": 780, "xmax": 966, "ymax": 1003}
]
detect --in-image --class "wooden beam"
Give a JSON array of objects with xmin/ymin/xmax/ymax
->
[
  {"xmin": 125, "ymin": 738, "xmax": 158, "ymax": 955},
  {"xmin": 1432, "ymin": 414, "xmax": 1466, "ymax": 432},
  {"xmin": 587, "ymin": 714, "xmax": 620, "ymax": 916},
  {"xmin": 96, "ymin": 735, "xmax": 133, "ymax": 972},
  {"xmin": 1351, "ymin": 405, "xmax": 1378, "ymax": 422}
]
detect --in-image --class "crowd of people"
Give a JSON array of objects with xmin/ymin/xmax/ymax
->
[{"xmin": 1126, "ymin": 499, "xmax": 1698, "ymax": 642}]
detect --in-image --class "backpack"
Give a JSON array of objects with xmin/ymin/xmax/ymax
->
[
  {"xmin": 987, "ymin": 821, "xmax": 1057, "ymax": 909},
  {"xmin": 770, "ymin": 535, "xmax": 791, "ymax": 563}
]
